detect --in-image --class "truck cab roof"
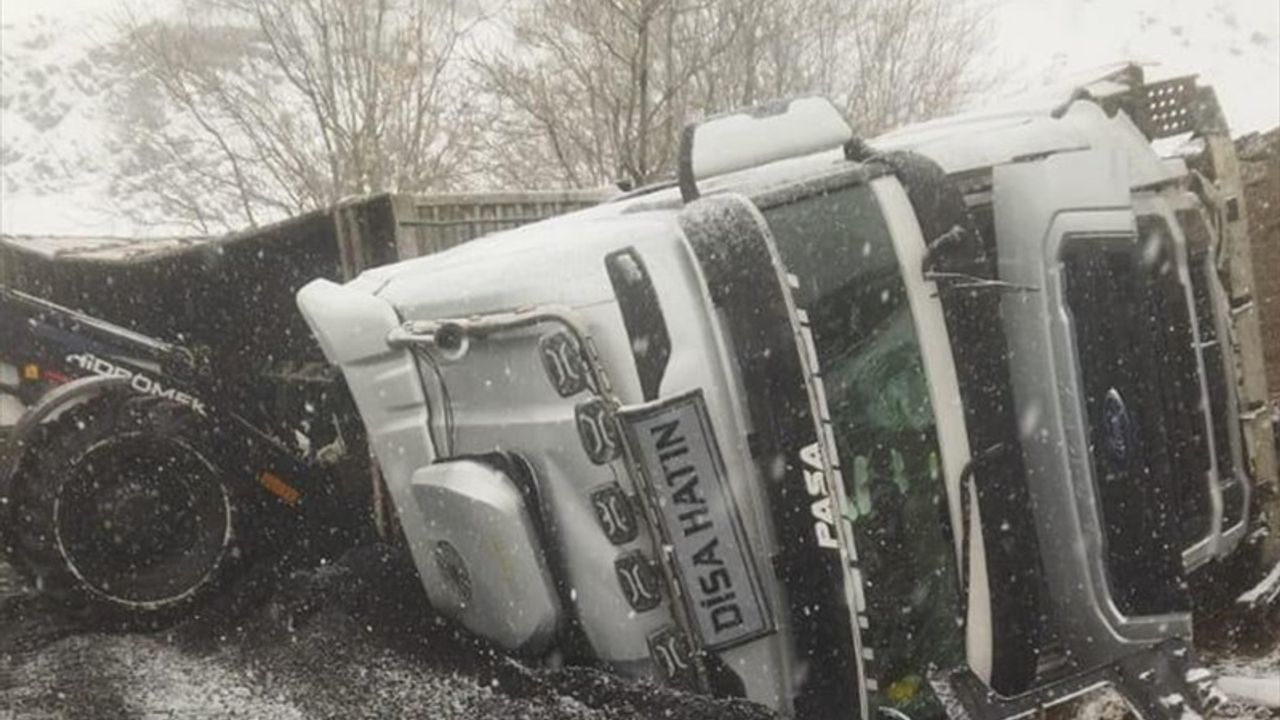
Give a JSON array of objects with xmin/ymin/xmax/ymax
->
[{"xmin": 872, "ymin": 94, "xmax": 1187, "ymax": 190}]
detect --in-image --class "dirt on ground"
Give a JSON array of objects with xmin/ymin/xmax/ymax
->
[
  {"xmin": 1, "ymin": 544, "xmax": 1277, "ymax": 720},
  {"xmin": 1054, "ymin": 606, "xmax": 1280, "ymax": 720},
  {"xmin": 0, "ymin": 545, "xmax": 776, "ymax": 720}
]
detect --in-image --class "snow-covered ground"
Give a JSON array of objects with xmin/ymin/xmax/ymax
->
[
  {"xmin": 2, "ymin": 548, "xmax": 1276, "ymax": 720},
  {"xmin": 1062, "ymin": 634, "xmax": 1280, "ymax": 720},
  {"xmin": 0, "ymin": 550, "xmax": 776, "ymax": 720}
]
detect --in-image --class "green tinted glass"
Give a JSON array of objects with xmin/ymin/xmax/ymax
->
[{"xmin": 763, "ymin": 183, "xmax": 963, "ymax": 718}]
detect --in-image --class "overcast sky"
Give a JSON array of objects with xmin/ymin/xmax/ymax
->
[
  {"xmin": 0, "ymin": 0, "xmax": 1276, "ymax": 236},
  {"xmin": 1, "ymin": 0, "xmax": 1275, "ymax": 129},
  {"xmin": 3, "ymin": 0, "xmax": 1278, "ymax": 120},
  {"xmin": 988, "ymin": 0, "xmax": 1279, "ymax": 132}
]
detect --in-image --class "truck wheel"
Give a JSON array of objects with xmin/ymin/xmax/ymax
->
[{"xmin": 5, "ymin": 392, "xmax": 239, "ymax": 624}]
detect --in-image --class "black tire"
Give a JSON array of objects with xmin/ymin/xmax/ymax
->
[{"xmin": 4, "ymin": 390, "xmax": 242, "ymax": 625}]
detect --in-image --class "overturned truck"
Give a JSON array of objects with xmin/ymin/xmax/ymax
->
[
  {"xmin": 1, "ymin": 66, "xmax": 1274, "ymax": 718},
  {"xmin": 298, "ymin": 68, "xmax": 1273, "ymax": 718}
]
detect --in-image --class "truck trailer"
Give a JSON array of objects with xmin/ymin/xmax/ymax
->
[{"xmin": 0, "ymin": 191, "xmax": 607, "ymax": 616}]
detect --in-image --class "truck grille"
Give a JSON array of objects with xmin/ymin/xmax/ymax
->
[{"xmin": 1061, "ymin": 238, "xmax": 1190, "ymax": 617}]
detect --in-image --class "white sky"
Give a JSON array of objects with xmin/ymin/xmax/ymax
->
[
  {"xmin": 1, "ymin": 0, "xmax": 147, "ymax": 23},
  {"xmin": 1, "ymin": 0, "xmax": 1275, "ymax": 127},
  {"xmin": 986, "ymin": 0, "xmax": 1279, "ymax": 133},
  {"xmin": 0, "ymin": 0, "xmax": 1277, "ymax": 236}
]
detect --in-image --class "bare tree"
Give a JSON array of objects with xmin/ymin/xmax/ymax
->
[
  {"xmin": 108, "ymin": 0, "xmax": 988, "ymax": 226},
  {"xmin": 470, "ymin": 0, "xmax": 756, "ymax": 190},
  {"xmin": 831, "ymin": 0, "xmax": 991, "ymax": 134},
  {"xmin": 475, "ymin": 0, "xmax": 991, "ymax": 190},
  {"xmin": 110, "ymin": 0, "xmax": 480, "ymax": 232}
]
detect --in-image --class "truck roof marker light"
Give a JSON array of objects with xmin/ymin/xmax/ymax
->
[
  {"xmin": 576, "ymin": 398, "xmax": 620, "ymax": 464},
  {"xmin": 591, "ymin": 483, "xmax": 639, "ymax": 545},
  {"xmin": 647, "ymin": 625, "xmax": 698, "ymax": 689},
  {"xmin": 615, "ymin": 550, "xmax": 663, "ymax": 612},
  {"xmin": 678, "ymin": 97, "xmax": 853, "ymax": 203},
  {"xmin": 539, "ymin": 331, "xmax": 589, "ymax": 397}
]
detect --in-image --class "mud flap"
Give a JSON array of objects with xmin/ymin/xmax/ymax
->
[{"xmin": 930, "ymin": 638, "xmax": 1220, "ymax": 719}]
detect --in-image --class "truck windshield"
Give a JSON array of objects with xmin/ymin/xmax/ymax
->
[{"xmin": 761, "ymin": 183, "xmax": 964, "ymax": 717}]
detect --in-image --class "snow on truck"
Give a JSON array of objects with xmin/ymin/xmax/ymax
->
[
  {"xmin": 296, "ymin": 67, "xmax": 1270, "ymax": 718},
  {"xmin": 0, "ymin": 64, "xmax": 1271, "ymax": 718}
]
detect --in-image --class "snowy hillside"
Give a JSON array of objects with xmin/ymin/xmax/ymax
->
[
  {"xmin": 0, "ymin": 5, "xmax": 259, "ymax": 237},
  {"xmin": 986, "ymin": 0, "xmax": 1280, "ymax": 134},
  {"xmin": 0, "ymin": 12, "xmax": 148, "ymax": 235},
  {"xmin": 1, "ymin": 0, "xmax": 1277, "ymax": 237}
]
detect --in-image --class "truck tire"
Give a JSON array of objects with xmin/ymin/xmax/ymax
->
[{"xmin": 5, "ymin": 391, "xmax": 240, "ymax": 624}]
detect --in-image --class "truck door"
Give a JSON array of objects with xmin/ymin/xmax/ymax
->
[{"xmin": 994, "ymin": 149, "xmax": 1192, "ymax": 673}]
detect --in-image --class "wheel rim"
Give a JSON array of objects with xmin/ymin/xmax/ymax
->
[{"xmin": 54, "ymin": 433, "xmax": 232, "ymax": 608}]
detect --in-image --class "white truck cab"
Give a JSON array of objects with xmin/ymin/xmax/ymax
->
[{"xmin": 298, "ymin": 95, "xmax": 1220, "ymax": 719}]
